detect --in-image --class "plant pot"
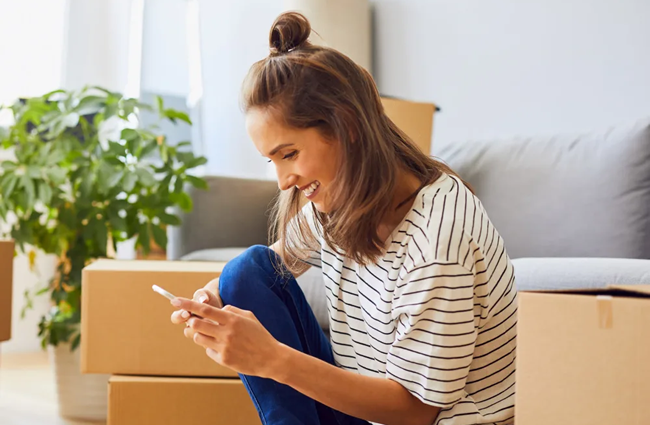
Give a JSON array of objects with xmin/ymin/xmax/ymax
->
[{"xmin": 48, "ymin": 343, "xmax": 110, "ymax": 422}]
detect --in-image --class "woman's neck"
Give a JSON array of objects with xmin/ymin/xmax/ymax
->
[{"xmin": 378, "ymin": 169, "xmax": 424, "ymax": 242}]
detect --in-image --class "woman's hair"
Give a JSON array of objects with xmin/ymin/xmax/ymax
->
[{"xmin": 242, "ymin": 12, "xmax": 469, "ymax": 274}]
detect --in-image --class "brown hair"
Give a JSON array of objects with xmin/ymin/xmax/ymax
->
[{"xmin": 242, "ymin": 12, "xmax": 469, "ymax": 273}]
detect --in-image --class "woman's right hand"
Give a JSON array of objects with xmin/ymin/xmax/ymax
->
[{"xmin": 170, "ymin": 278, "xmax": 224, "ymax": 333}]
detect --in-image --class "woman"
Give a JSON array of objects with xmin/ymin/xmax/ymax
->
[{"xmin": 171, "ymin": 12, "xmax": 517, "ymax": 425}]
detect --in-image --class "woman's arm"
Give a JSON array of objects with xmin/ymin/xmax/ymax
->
[
  {"xmin": 172, "ymin": 298, "xmax": 440, "ymax": 425},
  {"xmin": 271, "ymin": 343, "xmax": 440, "ymax": 425}
]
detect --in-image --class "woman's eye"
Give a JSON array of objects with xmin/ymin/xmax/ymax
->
[{"xmin": 283, "ymin": 151, "xmax": 298, "ymax": 160}]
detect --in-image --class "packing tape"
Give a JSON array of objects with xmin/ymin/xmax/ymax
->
[{"xmin": 596, "ymin": 295, "xmax": 613, "ymax": 329}]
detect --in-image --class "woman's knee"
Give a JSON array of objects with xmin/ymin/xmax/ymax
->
[{"xmin": 219, "ymin": 245, "xmax": 281, "ymax": 305}]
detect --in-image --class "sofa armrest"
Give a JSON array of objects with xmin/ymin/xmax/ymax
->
[
  {"xmin": 167, "ymin": 176, "xmax": 278, "ymax": 260},
  {"xmin": 512, "ymin": 257, "xmax": 650, "ymax": 292}
]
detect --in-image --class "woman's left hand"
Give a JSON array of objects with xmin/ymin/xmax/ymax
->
[{"xmin": 171, "ymin": 298, "xmax": 284, "ymax": 379}]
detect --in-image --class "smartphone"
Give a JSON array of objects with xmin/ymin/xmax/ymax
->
[
  {"xmin": 152, "ymin": 284, "xmax": 177, "ymax": 301},
  {"xmin": 153, "ymin": 285, "xmax": 202, "ymax": 318}
]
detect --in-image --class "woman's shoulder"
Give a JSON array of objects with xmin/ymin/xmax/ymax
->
[{"xmin": 410, "ymin": 173, "xmax": 479, "ymax": 265}]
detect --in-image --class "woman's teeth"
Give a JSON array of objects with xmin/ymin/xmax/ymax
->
[{"xmin": 303, "ymin": 181, "xmax": 320, "ymax": 197}]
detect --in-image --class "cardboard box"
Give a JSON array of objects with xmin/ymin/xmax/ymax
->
[
  {"xmin": 0, "ymin": 240, "xmax": 14, "ymax": 343},
  {"xmin": 108, "ymin": 375, "xmax": 260, "ymax": 425},
  {"xmin": 381, "ymin": 97, "xmax": 437, "ymax": 155},
  {"xmin": 516, "ymin": 284, "xmax": 650, "ymax": 425},
  {"xmin": 81, "ymin": 259, "xmax": 237, "ymax": 377}
]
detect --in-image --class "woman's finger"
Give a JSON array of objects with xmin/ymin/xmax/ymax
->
[
  {"xmin": 192, "ymin": 329, "xmax": 218, "ymax": 350},
  {"xmin": 170, "ymin": 309, "xmax": 191, "ymax": 325},
  {"xmin": 171, "ymin": 298, "xmax": 231, "ymax": 324},
  {"xmin": 193, "ymin": 287, "xmax": 224, "ymax": 309},
  {"xmin": 187, "ymin": 317, "xmax": 223, "ymax": 340}
]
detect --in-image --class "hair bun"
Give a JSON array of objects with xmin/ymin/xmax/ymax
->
[{"xmin": 269, "ymin": 12, "xmax": 311, "ymax": 54}]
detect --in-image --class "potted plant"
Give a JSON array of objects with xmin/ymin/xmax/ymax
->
[{"xmin": 0, "ymin": 86, "xmax": 208, "ymax": 420}]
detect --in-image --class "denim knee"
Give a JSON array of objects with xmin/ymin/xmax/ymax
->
[{"xmin": 219, "ymin": 245, "xmax": 282, "ymax": 307}]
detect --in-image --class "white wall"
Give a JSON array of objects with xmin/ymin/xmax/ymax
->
[
  {"xmin": 140, "ymin": 0, "xmax": 189, "ymax": 97},
  {"xmin": 198, "ymin": 0, "xmax": 283, "ymax": 179},
  {"xmin": 372, "ymin": 0, "xmax": 650, "ymax": 149},
  {"xmin": 62, "ymin": 0, "xmax": 136, "ymax": 92},
  {"xmin": 0, "ymin": 0, "xmax": 68, "ymax": 354}
]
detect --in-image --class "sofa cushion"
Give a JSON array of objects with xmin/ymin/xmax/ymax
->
[
  {"xmin": 438, "ymin": 117, "xmax": 650, "ymax": 259},
  {"xmin": 167, "ymin": 176, "xmax": 278, "ymax": 260},
  {"xmin": 512, "ymin": 257, "xmax": 650, "ymax": 291},
  {"xmin": 181, "ymin": 248, "xmax": 329, "ymax": 331}
]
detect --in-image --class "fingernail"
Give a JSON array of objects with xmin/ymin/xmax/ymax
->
[
  {"xmin": 198, "ymin": 295, "xmax": 208, "ymax": 303},
  {"xmin": 181, "ymin": 311, "xmax": 190, "ymax": 319},
  {"xmin": 171, "ymin": 299, "xmax": 181, "ymax": 307}
]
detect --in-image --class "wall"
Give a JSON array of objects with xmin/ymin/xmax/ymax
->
[
  {"xmin": 197, "ymin": 0, "xmax": 282, "ymax": 179},
  {"xmin": 372, "ymin": 0, "xmax": 650, "ymax": 149}
]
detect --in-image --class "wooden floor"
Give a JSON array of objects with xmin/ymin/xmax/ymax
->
[{"xmin": 0, "ymin": 351, "xmax": 105, "ymax": 425}]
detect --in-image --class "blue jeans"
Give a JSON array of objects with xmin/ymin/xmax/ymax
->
[{"xmin": 218, "ymin": 245, "xmax": 371, "ymax": 425}]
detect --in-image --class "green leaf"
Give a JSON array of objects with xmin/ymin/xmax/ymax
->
[
  {"xmin": 151, "ymin": 223, "xmax": 167, "ymax": 251},
  {"xmin": 135, "ymin": 167, "xmax": 155, "ymax": 187},
  {"xmin": 155, "ymin": 96, "xmax": 164, "ymax": 113},
  {"xmin": 176, "ymin": 141, "xmax": 192, "ymax": 148},
  {"xmin": 97, "ymin": 162, "xmax": 123, "ymax": 193},
  {"xmin": 186, "ymin": 175, "xmax": 208, "ymax": 190},
  {"xmin": 105, "ymin": 102, "xmax": 118, "ymax": 120},
  {"xmin": 1, "ymin": 174, "xmax": 19, "ymax": 198},
  {"xmin": 169, "ymin": 192, "xmax": 192, "ymax": 212},
  {"xmin": 173, "ymin": 175, "xmax": 185, "ymax": 193},
  {"xmin": 107, "ymin": 141, "xmax": 126, "ymax": 157},
  {"xmin": 137, "ymin": 221, "xmax": 151, "ymax": 256},
  {"xmin": 138, "ymin": 139, "xmax": 158, "ymax": 159},
  {"xmin": 163, "ymin": 109, "xmax": 192, "ymax": 125},
  {"xmin": 187, "ymin": 156, "xmax": 208, "ymax": 169},
  {"xmin": 1, "ymin": 161, "xmax": 17, "ymax": 171},
  {"xmin": 158, "ymin": 212, "xmax": 181, "ymax": 226},
  {"xmin": 104, "ymin": 156, "xmax": 123, "ymax": 166},
  {"xmin": 122, "ymin": 171, "xmax": 137, "ymax": 192},
  {"xmin": 121, "ymin": 128, "xmax": 141, "ymax": 154},
  {"xmin": 94, "ymin": 218, "xmax": 108, "ymax": 257},
  {"xmin": 108, "ymin": 214, "xmax": 127, "ymax": 232},
  {"xmin": 46, "ymin": 168, "xmax": 67, "ymax": 186},
  {"xmin": 26, "ymin": 165, "xmax": 41, "ymax": 178},
  {"xmin": 38, "ymin": 183, "xmax": 53, "ymax": 204},
  {"xmin": 70, "ymin": 333, "xmax": 81, "ymax": 351},
  {"xmin": 21, "ymin": 175, "xmax": 35, "ymax": 209},
  {"xmin": 75, "ymin": 95, "xmax": 106, "ymax": 115},
  {"xmin": 45, "ymin": 149, "xmax": 67, "ymax": 166}
]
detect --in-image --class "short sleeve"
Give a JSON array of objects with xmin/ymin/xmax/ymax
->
[
  {"xmin": 387, "ymin": 261, "xmax": 477, "ymax": 408},
  {"xmin": 287, "ymin": 202, "xmax": 322, "ymax": 269}
]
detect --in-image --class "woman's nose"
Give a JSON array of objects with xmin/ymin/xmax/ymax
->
[{"xmin": 278, "ymin": 173, "xmax": 297, "ymax": 191}]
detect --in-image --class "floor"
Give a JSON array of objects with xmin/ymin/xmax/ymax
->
[{"xmin": 0, "ymin": 350, "xmax": 105, "ymax": 425}]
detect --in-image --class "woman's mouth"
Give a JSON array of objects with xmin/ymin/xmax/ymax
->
[{"xmin": 301, "ymin": 181, "xmax": 321, "ymax": 199}]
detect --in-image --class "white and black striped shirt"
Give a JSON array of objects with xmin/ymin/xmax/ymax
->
[{"xmin": 302, "ymin": 173, "xmax": 517, "ymax": 425}]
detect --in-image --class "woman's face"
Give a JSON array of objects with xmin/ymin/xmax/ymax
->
[{"xmin": 246, "ymin": 108, "xmax": 340, "ymax": 213}]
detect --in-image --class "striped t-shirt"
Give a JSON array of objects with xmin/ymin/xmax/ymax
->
[{"xmin": 301, "ymin": 173, "xmax": 517, "ymax": 425}]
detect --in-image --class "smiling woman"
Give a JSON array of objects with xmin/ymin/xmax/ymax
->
[{"xmin": 171, "ymin": 11, "xmax": 517, "ymax": 425}]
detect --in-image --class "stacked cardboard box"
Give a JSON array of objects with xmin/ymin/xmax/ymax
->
[
  {"xmin": 81, "ymin": 260, "xmax": 260, "ymax": 425},
  {"xmin": 0, "ymin": 240, "xmax": 14, "ymax": 343},
  {"xmin": 381, "ymin": 97, "xmax": 437, "ymax": 156},
  {"xmin": 516, "ymin": 284, "xmax": 650, "ymax": 425}
]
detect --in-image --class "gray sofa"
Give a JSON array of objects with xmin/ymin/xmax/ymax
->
[{"xmin": 168, "ymin": 116, "xmax": 650, "ymax": 330}]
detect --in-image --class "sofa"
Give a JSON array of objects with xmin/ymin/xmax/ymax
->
[{"xmin": 167, "ymin": 116, "xmax": 650, "ymax": 331}]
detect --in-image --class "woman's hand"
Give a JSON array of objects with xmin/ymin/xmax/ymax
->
[
  {"xmin": 170, "ymin": 278, "xmax": 223, "ymax": 340},
  {"xmin": 171, "ymin": 297, "xmax": 285, "ymax": 379}
]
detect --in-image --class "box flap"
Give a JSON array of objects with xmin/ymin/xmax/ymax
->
[
  {"xmin": 523, "ymin": 284, "xmax": 650, "ymax": 298},
  {"xmin": 84, "ymin": 259, "xmax": 226, "ymax": 273}
]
